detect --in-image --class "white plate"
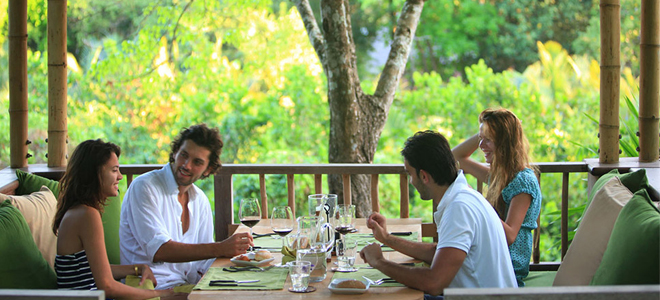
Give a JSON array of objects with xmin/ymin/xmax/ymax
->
[
  {"xmin": 328, "ymin": 278, "xmax": 370, "ymax": 294},
  {"xmin": 230, "ymin": 252, "xmax": 275, "ymax": 267}
]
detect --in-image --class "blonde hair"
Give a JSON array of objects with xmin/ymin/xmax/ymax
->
[{"xmin": 479, "ymin": 108, "xmax": 536, "ymax": 218}]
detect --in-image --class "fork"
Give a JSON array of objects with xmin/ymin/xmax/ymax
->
[
  {"xmin": 254, "ymin": 265, "xmax": 275, "ymax": 272},
  {"xmin": 362, "ymin": 276, "xmax": 396, "ymax": 285}
]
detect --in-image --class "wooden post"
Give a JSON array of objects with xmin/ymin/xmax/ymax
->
[
  {"xmin": 8, "ymin": 0, "xmax": 28, "ymax": 168},
  {"xmin": 639, "ymin": 0, "xmax": 660, "ymax": 162},
  {"xmin": 599, "ymin": 0, "xmax": 621, "ymax": 163},
  {"xmin": 47, "ymin": 0, "xmax": 68, "ymax": 167}
]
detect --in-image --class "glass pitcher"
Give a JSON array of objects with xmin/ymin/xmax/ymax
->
[{"xmin": 294, "ymin": 215, "xmax": 335, "ymax": 282}]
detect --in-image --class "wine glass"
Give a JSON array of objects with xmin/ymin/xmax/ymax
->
[
  {"xmin": 239, "ymin": 198, "xmax": 261, "ymax": 247},
  {"xmin": 271, "ymin": 206, "xmax": 294, "ymax": 246},
  {"xmin": 334, "ymin": 204, "xmax": 356, "ymax": 235}
]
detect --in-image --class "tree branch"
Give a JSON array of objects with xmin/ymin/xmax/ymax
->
[
  {"xmin": 293, "ymin": 0, "xmax": 326, "ymax": 65},
  {"xmin": 374, "ymin": 0, "xmax": 424, "ymax": 100}
]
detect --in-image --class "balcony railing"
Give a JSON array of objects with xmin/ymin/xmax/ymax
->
[
  {"xmin": 0, "ymin": 161, "xmax": 612, "ymax": 271},
  {"xmin": 106, "ymin": 162, "xmax": 590, "ymax": 270}
]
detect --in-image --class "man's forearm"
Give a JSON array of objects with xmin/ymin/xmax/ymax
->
[
  {"xmin": 383, "ymin": 235, "xmax": 437, "ymax": 263},
  {"xmin": 153, "ymin": 240, "xmax": 222, "ymax": 263}
]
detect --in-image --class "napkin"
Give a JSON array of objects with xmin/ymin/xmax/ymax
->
[
  {"xmin": 345, "ymin": 232, "xmax": 419, "ymax": 252},
  {"xmin": 125, "ymin": 275, "xmax": 159, "ymax": 300},
  {"xmin": 194, "ymin": 266, "xmax": 289, "ymax": 290},
  {"xmin": 281, "ymin": 246, "xmax": 296, "ymax": 264}
]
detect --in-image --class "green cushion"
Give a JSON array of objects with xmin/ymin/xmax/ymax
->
[
  {"xmin": 103, "ymin": 195, "xmax": 122, "ymax": 265},
  {"xmin": 523, "ymin": 271, "xmax": 557, "ymax": 287},
  {"xmin": 15, "ymin": 170, "xmax": 60, "ymax": 198},
  {"xmin": 14, "ymin": 170, "xmax": 122, "ymax": 265},
  {"xmin": 0, "ymin": 200, "xmax": 57, "ymax": 289},
  {"xmin": 587, "ymin": 169, "xmax": 649, "ymax": 208},
  {"xmin": 590, "ymin": 189, "xmax": 660, "ymax": 285}
]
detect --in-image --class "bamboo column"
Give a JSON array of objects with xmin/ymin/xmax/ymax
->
[
  {"xmin": 639, "ymin": 0, "xmax": 660, "ymax": 162},
  {"xmin": 599, "ymin": 0, "xmax": 621, "ymax": 163},
  {"xmin": 47, "ymin": 0, "xmax": 68, "ymax": 167},
  {"xmin": 8, "ymin": 0, "xmax": 29, "ymax": 168}
]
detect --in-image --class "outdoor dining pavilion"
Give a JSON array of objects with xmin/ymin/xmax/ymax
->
[{"xmin": 1, "ymin": 0, "xmax": 659, "ymax": 299}]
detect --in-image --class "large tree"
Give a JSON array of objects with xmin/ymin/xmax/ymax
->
[{"xmin": 293, "ymin": 0, "xmax": 424, "ymax": 216}]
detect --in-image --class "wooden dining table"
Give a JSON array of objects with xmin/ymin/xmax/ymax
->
[{"xmin": 188, "ymin": 218, "xmax": 425, "ymax": 300}]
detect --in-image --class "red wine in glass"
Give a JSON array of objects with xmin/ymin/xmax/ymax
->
[
  {"xmin": 239, "ymin": 199, "xmax": 261, "ymax": 251},
  {"xmin": 272, "ymin": 228, "xmax": 293, "ymax": 237},
  {"xmin": 240, "ymin": 218, "xmax": 260, "ymax": 228}
]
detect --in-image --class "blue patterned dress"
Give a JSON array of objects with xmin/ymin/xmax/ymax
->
[{"xmin": 501, "ymin": 168, "xmax": 542, "ymax": 287}]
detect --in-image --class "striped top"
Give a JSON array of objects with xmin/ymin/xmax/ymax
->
[{"xmin": 55, "ymin": 250, "xmax": 97, "ymax": 290}]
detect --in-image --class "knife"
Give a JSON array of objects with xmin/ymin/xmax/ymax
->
[
  {"xmin": 210, "ymin": 280, "xmax": 260, "ymax": 284},
  {"xmin": 209, "ymin": 282, "xmax": 266, "ymax": 287}
]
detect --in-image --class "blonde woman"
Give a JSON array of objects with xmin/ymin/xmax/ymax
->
[
  {"xmin": 53, "ymin": 139, "xmax": 175, "ymax": 299},
  {"xmin": 452, "ymin": 108, "xmax": 542, "ymax": 287}
]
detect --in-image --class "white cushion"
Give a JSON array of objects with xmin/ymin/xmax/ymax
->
[
  {"xmin": 553, "ymin": 177, "xmax": 633, "ymax": 286},
  {"xmin": 7, "ymin": 186, "xmax": 58, "ymax": 268}
]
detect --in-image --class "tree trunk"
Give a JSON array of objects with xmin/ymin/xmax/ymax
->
[{"xmin": 295, "ymin": 0, "xmax": 424, "ymax": 217}]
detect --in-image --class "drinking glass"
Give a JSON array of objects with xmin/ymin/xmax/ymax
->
[
  {"xmin": 308, "ymin": 194, "xmax": 326, "ymax": 218},
  {"xmin": 271, "ymin": 206, "xmax": 294, "ymax": 244},
  {"xmin": 239, "ymin": 198, "xmax": 261, "ymax": 241},
  {"xmin": 336, "ymin": 239, "xmax": 358, "ymax": 272},
  {"xmin": 289, "ymin": 260, "xmax": 312, "ymax": 292},
  {"xmin": 334, "ymin": 204, "xmax": 356, "ymax": 235}
]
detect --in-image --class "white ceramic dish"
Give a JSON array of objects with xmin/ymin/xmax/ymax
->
[
  {"xmin": 230, "ymin": 251, "xmax": 274, "ymax": 267},
  {"xmin": 328, "ymin": 278, "xmax": 370, "ymax": 294}
]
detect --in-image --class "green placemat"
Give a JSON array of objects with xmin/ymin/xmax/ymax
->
[
  {"xmin": 194, "ymin": 266, "xmax": 289, "ymax": 290},
  {"xmin": 253, "ymin": 235, "xmax": 286, "ymax": 250},
  {"xmin": 345, "ymin": 232, "xmax": 419, "ymax": 252},
  {"xmin": 331, "ymin": 264, "xmax": 405, "ymax": 287}
]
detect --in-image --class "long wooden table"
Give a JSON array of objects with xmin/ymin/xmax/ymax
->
[{"xmin": 188, "ymin": 218, "xmax": 425, "ymax": 300}]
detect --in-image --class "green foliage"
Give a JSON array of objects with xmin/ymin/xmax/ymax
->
[
  {"xmin": 572, "ymin": 0, "xmax": 641, "ymax": 76},
  {"xmin": 0, "ymin": 1, "xmax": 644, "ymax": 263},
  {"xmin": 410, "ymin": 0, "xmax": 592, "ymax": 79}
]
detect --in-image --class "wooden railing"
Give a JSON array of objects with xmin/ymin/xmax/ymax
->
[
  {"xmin": 206, "ymin": 162, "xmax": 590, "ymax": 271},
  {"xmin": 0, "ymin": 162, "xmax": 592, "ymax": 270}
]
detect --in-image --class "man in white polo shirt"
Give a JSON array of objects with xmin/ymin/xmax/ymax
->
[
  {"xmin": 120, "ymin": 124, "xmax": 253, "ymax": 290},
  {"xmin": 361, "ymin": 130, "xmax": 517, "ymax": 298}
]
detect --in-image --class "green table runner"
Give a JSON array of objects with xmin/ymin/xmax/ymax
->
[
  {"xmin": 331, "ymin": 264, "xmax": 405, "ymax": 287},
  {"xmin": 345, "ymin": 232, "xmax": 419, "ymax": 252},
  {"xmin": 253, "ymin": 235, "xmax": 286, "ymax": 250},
  {"xmin": 194, "ymin": 266, "xmax": 289, "ymax": 290}
]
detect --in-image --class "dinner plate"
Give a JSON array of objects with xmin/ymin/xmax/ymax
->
[
  {"xmin": 230, "ymin": 251, "xmax": 275, "ymax": 267},
  {"xmin": 328, "ymin": 278, "xmax": 370, "ymax": 294}
]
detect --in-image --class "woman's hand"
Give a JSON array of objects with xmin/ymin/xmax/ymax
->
[{"xmin": 138, "ymin": 264, "xmax": 158, "ymax": 286}]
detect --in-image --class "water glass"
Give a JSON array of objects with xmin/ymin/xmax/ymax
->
[
  {"xmin": 336, "ymin": 239, "xmax": 358, "ymax": 271},
  {"xmin": 289, "ymin": 260, "xmax": 312, "ymax": 292}
]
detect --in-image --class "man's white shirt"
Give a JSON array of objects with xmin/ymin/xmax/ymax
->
[
  {"xmin": 434, "ymin": 170, "xmax": 518, "ymax": 288},
  {"xmin": 119, "ymin": 163, "xmax": 214, "ymax": 289}
]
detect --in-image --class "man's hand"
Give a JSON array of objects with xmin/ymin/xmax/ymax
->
[
  {"xmin": 360, "ymin": 242, "xmax": 385, "ymax": 268},
  {"xmin": 216, "ymin": 232, "xmax": 253, "ymax": 257},
  {"xmin": 366, "ymin": 213, "xmax": 389, "ymax": 243}
]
